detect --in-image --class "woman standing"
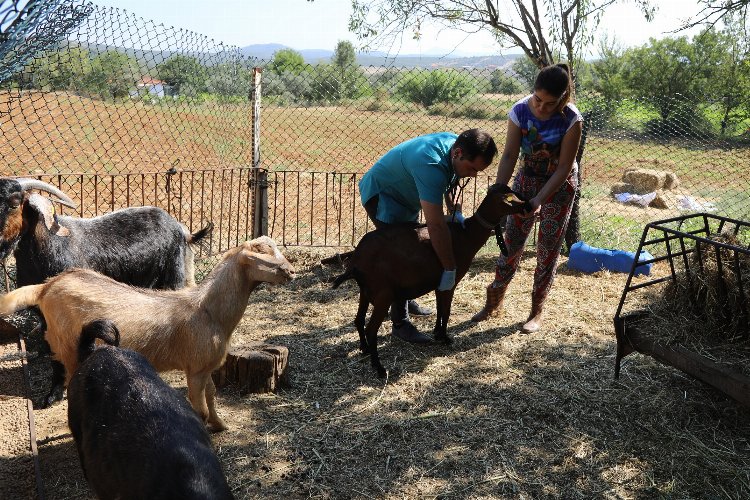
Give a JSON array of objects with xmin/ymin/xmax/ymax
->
[{"xmin": 472, "ymin": 63, "xmax": 583, "ymax": 333}]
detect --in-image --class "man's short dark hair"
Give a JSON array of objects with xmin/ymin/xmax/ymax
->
[{"xmin": 453, "ymin": 128, "xmax": 498, "ymax": 165}]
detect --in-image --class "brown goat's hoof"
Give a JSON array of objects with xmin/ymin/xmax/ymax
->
[{"xmin": 207, "ymin": 420, "xmax": 228, "ymax": 433}]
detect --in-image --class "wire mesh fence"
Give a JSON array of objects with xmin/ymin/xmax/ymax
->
[
  {"xmin": 1, "ymin": 0, "xmax": 749, "ymax": 257},
  {"xmin": 2, "ymin": 0, "xmax": 258, "ymax": 174}
]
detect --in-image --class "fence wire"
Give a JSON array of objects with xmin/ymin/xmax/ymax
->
[{"xmin": 1, "ymin": 0, "xmax": 749, "ymax": 254}]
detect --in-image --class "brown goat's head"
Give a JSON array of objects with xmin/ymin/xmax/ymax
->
[
  {"xmin": 474, "ymin": 183, "xmax": 530, "ymax": 227},
  {"xmin": 0, "ymin": 178, "xmax": 77, "ymax": 259},
  {"xmin": 239, "ymin": 236, "xmax": 296, "ymax": 284}
]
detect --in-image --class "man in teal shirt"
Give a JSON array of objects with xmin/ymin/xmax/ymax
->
[{"xmin": 359, "ymin": 128, "xmax": 498, "ymax": 343}]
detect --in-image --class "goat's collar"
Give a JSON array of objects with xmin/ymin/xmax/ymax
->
[{"xmin": 473, "ymin": 211, "xmax": 496, "ymax": 230}]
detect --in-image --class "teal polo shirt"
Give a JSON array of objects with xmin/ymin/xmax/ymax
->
[{"xmin": 359, "ymin": 132, "xmax": 458, "ymax": 223}]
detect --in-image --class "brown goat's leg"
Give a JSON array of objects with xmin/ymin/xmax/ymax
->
[
  {"xmin": 204, "ymin": 376, "xmax": 227, "ymax": 432},
  {"xmin": 186, "ymin": 371, "xmax": 210, "ymax": 425},
  {"xmin": 433, "ymin": 290, "xmax": 454, "ymax": 344},
  {"xmin": 366, "ymin": 300, "xmax": 390, "ymax": 378},
  {"xmin": 355, "ymin": 292, "xmax": 369, "ymax": 354}
]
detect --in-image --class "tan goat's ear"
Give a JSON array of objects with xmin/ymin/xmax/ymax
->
[{"xmin": 27, "ymin": 194, "xmax": 70, "ymax": 236}]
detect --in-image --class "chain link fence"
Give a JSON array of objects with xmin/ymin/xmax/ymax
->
[
  {"xmin": 259, "ymin": 67, "xmax": 750, "ymax": 250},
  {"xmin": 2, "ymin": 0, "xmax": 258, "ymax": 175},
  {"xmin": 2, "ymin": 0, "xmax": 749, "ymax": 258}
]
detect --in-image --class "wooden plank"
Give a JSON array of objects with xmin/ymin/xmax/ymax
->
[
  {"xmin": 0, "ymin": 335, "xmax": 39, "ymax": 499},
  {"xmin": 619, "ymin": 323, "xmax": 750, "ymax": 407}
]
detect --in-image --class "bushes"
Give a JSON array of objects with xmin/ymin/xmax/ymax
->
[
  {"xmin": 428, "ymin": 102, "xmax": 507, "ymax": 121},
  {"xmin": 395, "ymin": 69, "xmax": 480, "ymax": 107}
]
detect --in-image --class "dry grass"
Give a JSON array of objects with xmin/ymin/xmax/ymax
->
[{"xmin": 20, "ymin": 247, "xmax": 750, "ymax": 499}]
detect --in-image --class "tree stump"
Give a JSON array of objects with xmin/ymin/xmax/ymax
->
[{"xmin": 212, "ymin": 342, "xmax": 289, "ymax": 394}]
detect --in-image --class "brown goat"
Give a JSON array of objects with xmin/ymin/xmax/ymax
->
[
  {"xmin": 333, "ymin": 184, "xmax": 529, "ymax": 377},
  {"xmin": 0, "ymin": 236, "xmax": 294, "ymax": 431}
]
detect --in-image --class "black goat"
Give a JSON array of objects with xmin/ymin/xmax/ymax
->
[
  {"xmin": 0, "ymin": 177, "xmax": 212, "ymax": 289},
  {"xmin": 333, "ymin": 184, "xmax": 530, "ymax": 377},
  {"xmin": 67, "ymin": 319, "xmax": 234, "ymax": 500},
  {"xmin": 0, "ymin": 177, "xmax": 212, "ymax": 405}
]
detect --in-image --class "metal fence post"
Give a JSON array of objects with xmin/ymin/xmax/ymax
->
[{"xmin": 251, "ymin": 67, "xmax": 268, "ymax": 237}]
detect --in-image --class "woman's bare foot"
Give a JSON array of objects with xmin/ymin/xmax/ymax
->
[{"xmin": 521, "ymin": 309, "xmax": 543, "ymax": 333}]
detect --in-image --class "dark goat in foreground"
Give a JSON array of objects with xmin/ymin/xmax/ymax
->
[
  {"xmin": 333, "ymin": 184, "xmax": 529, "ymax": 377},
  {"xmin": 0, "ymin": 177, "xmax": 212, "ymax": 405},
  {"xmin": 68, "ymin": 319, "xmax": 234, "ymax": 500}
]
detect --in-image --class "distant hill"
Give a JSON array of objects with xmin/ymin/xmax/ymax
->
[
  {"xmin": 63, "ymin": 41, "xmax": 520, "ymax": 71},
  {"xmin": 240, "ymin": 43, "xmax": 521, "ymax": 69}
]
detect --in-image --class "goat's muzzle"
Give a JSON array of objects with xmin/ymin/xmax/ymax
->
[{"xmin": 280, "ymin": 263, "xmax": 296, "ymax": 282}]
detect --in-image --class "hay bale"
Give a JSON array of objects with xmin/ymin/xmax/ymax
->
[
  {"xmin": 622, "ymin": 168, "xmax": 667, "ymax": 194},
  {"xmin": 664, "ymin": 171, "xmax": 680, "ymax": 189},
  {"xmin": 610, "ymin": 182, "xmax": 636, "ymax": 195},
  {"xmin": 648, "ymin": 191, "xmax": 669, "ymax": 209}
]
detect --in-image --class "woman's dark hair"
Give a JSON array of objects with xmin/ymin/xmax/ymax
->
[
  {"xmin": 453, "ymin": 128, "xmax": 498, "ymax": 165},
  {"xmin": 534, "ymin": 63, "xmax": 573, "ymax": 113}
]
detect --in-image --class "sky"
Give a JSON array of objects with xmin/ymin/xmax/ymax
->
[{"xmin": 91, "ymin": 0, "xmax": 705, "ymax": 58}]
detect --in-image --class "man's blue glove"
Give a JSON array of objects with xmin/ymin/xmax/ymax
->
[{"xmin": 438, "ymin": 269, "xmax": 457, "ymax": 291}]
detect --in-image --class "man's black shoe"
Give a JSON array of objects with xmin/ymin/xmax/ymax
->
[
  {"xmin": 408, "ymin": 299, "xmax": 433, "ymax": 317},
  {"xmin": 391, "ymin": 321, "xmax": 432, "ymax": 344}
]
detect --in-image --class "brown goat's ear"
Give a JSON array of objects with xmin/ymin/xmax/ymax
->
[{"xmin": 27, "ymin": 194, "xmax": 70, "ymax": 236}]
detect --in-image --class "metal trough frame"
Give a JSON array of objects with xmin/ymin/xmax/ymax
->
[{"xmin": 613, "ymin": 213, "xmax": 750, "ymax": 405}]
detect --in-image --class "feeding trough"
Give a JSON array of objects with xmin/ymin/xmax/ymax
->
[{"xmin": 613, "ymin": 213, "xmax": 750, "ymax": 406}]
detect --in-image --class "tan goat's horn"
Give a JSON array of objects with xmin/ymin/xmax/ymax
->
[{"xmin": 14, "ymin": 178, "xmax": 77, "ymax": 208}]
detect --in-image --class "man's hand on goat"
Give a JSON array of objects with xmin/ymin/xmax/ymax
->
[{"xmin": 438, "ymin": 269, "xmax": 457, "ymax": 291}]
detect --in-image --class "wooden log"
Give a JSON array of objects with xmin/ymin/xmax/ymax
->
[{"xmin": 212, "ymin": 342, "xmax": 289, "ymax": 394}]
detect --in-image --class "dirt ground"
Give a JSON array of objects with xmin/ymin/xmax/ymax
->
[{"xmin": 9, "ymin": 247, "xmax": 750, "ymax": 499}]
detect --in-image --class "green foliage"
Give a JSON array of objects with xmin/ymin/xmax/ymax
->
[
  {"xmin": 263, "ymin": 70, "xmax": 313, "ymax": 104},
  {"xmin": 205, "ymin": 61, "xmax": 251, "ymax": 101},
  {"xmin": 489, "ymin": 69, "xmax": 524, "ymax": 94},
  {"xmin": 268, "ymin": 49, "xmax": 306, "ymax": 75},
  {"xmin": 332, "ymin": 41, "xmax": 357, "ymax": 69},
  {"xmin": 28, "ymin": 47, "xmax": 92, "ymax": 93},
  {"xmin": 695, "ymin": 22, "xmax": 750, "ymax": 136},
  {"xmin": 427, "ymin": 101, "xmax": 506, "ymax": 120},
  {"xmin": 395, "ymin": 69, "xmax": 478, "ymax": 107},
  {"xmin": 511, "ymin": 56, "xmax": 538, "ymax": 90},
  {"xmin": 590, "ymin": 36, "xmax": 628, "ymax": 101},
  {"xmin": 158, "ymin": 55, "xmax": 207, "ymax": 95},
  {"xmin": 621, "ymin": 36, "xmax": 703, "ymax": 123},
  {"xmin": 87, "ymin": 50, "xmax": 140, "ymax": 99}
]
